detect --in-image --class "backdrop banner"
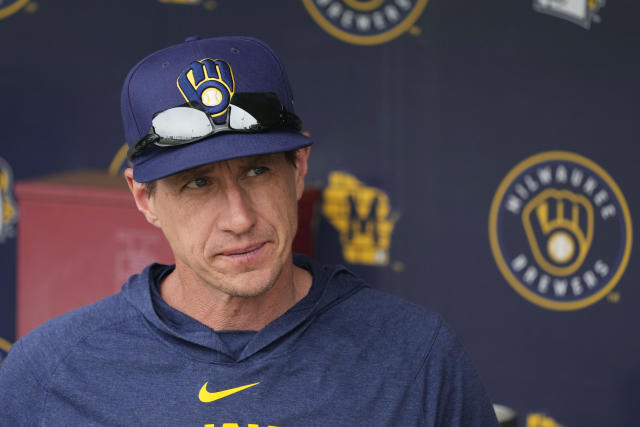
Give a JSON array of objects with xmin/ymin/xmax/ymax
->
[{"xmin": 1, "ymin": 1, "xmax": 638, "ymax": 425}]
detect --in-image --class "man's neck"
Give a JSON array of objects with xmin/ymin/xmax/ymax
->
[{"xmin": 158, "ymin": 262, "xmax": 312, "ymax": 331}]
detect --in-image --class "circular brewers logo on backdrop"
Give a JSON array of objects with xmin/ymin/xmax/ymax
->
[
  {"xmin": 302, "ymin": 0, "xmax": 429, "ymax": 45},
  {"xmin": 489, "ymin": 151, "xmax": 632, "ymax": 311}
]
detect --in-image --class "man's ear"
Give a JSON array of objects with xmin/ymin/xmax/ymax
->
[
  {"xmin": 124, "ymin": 168, "xmax": 160, "ymax": 227},
  {"xmin": 294, "ymin": 146, "xmax": 311, "ymax": 201}
]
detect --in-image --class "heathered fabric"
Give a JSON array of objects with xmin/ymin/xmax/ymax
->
[{"xmin": 0, "ymin": 255, "xmax": 499, "ymax": 426}]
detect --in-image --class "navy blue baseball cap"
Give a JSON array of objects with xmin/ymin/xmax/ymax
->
[{"xmin": 121, "ymin": 36, "xmax": 312, "ymax": 183}]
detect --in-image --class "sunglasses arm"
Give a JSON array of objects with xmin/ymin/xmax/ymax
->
[{"xmin": 127, "ymin": 130, "xmax": 161, "ymax": 159}]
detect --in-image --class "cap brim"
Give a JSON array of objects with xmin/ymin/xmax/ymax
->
[{"xmin": 132, "ymin": 130, "xmax": 312, "ymax": 183}]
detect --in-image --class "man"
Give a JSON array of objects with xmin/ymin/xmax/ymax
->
[{"xmin": 0, "ymin": 36, "xmax": 499, "ymax": 426}]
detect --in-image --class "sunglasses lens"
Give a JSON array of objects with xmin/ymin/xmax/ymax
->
[
  {"xmin": 228, "ymin": 105, "xmax": 260, "ymax": 131},
  {"xmin": 130, "ymin": 93, "xmax": 303, "ymax": 159},
  {"xmin": 152, "ymin": 107, "xmax": 213, "ymax": 145},
  {"xmin": 231, "ymin": 93, "xmax": 281, "ymax": 128}
]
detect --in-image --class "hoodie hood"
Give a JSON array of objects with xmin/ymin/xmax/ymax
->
[{"xmin": 121, "ymin": 254, "xmax": 366, "ymax": 364}]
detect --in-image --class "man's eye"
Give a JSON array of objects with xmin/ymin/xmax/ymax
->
[
  {"xmin": 248, "ymin": 167, "xmax": 268, "ymax": 177},
  {"xmin": 185, "ymin": 177, "xmax": 209, "ymax": 189}
]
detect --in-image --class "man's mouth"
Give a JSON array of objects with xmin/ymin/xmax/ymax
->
[{"xmin": 218, "ymin": 242, "xmax": 268, "ymax": 261}]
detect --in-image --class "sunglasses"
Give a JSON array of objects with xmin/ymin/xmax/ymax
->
[{"xmin": 127, "ymin": 92, "xmax": 302, "ymax": 159}]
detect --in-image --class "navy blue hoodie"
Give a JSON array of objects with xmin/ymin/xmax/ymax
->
[{"xmin": 0, "ymin": 255, "xmax": 499, "ymax": 426}]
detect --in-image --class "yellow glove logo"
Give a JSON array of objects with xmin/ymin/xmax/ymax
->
[
  {"xmin": 323, "ymin": 171, "xmax": 397, "ymax": 265},
  {"xmin": 177, "ymin": 58, "xmax": 235, "ymax": 119},
  {"xmin": 522, "ymin": 189, "xmax": 593, "ymax": 277}
]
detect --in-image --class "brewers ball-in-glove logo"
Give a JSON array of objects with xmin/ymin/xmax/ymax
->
[
  {"xmin": 302, "ymin": 0, "xmax": 429, "ymax": 45},
  {"xmin": 323, "ymin": 171, "xmax": 398, "ymax": 265},
  {"xmin": 489, "ymin": 152, "xmax": 632, "ymax": 311},
  {"xmin": 177, "ymin": 58, "xmax": 235, "ymax": 123}
]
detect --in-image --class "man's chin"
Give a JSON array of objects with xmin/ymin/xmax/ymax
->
[{"xmin": 214, "ymin": 269, "xmax": 280, "ymax": 298}]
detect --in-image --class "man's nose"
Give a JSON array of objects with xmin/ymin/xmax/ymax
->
[{"xmin": 217, "ymin": 182, "xmax": 256, "ymax": 234}]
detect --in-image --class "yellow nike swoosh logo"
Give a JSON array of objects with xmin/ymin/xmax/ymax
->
[{"xmin": 198, "ymin": 382, "xmax": 260, "ymax": 403}]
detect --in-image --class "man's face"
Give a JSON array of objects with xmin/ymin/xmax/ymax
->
[{"xmin": 130, "ymin": 149, "xmax": 309, "ymax": 298}]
